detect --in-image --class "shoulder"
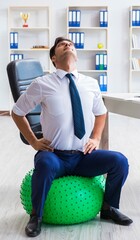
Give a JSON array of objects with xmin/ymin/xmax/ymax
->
[
  {"xmin": 78, "ymin": 73, "xmax": 99, "ymax": 89},
  {"xmin": 33, "ymin": 72, "xmax": 56, "ymax": 86}
]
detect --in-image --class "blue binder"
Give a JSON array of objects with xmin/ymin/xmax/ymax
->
[
  {"xmin": 95, "ymin": 54, "xmax": 100, "ymax": 70},
  {"xmin": 103, "ymin": 53, "xmax": 107, "ymax": 70},
  {"xmin": 132, "ymin": 10, "xmax": 136, "ymax": 26},
  {"xmin": 76, "ymin": 10, "xmax": 81, "ymax": 27},
  {"xmin": 100, "ymin": 10, "xmax": 108, "ymax": 27},
  {"xmin": 103, "ymin": 74, "xmax": 107, "ymax": 91},
  {"xmin": 10, "ymin": 32, "xmax": 18, "ymax": 49},
  {"xmin": 68, "ymin": 10, "xmax": 73, "ymax": 27},
  {"xmin": 99, "ymin": 74, "xmax": 107, "ymax": 92},
  {"xmin": 99, "ymin": 74, "xmax": 104, "ymax": 91}
]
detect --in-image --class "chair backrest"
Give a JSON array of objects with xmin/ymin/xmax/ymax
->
[{"xmin": 7, "ymin": 58, "xmax": 44, "ymax": 144}]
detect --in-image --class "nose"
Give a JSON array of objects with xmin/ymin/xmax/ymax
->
[{"xmin": 65, "ymin": 42, "xmax": 71, "ymax": 47}]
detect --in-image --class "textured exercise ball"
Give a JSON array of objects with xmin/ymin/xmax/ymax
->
[{"xmin": 20, "ymin": 169, "xmax": 105, "ymax": 225}]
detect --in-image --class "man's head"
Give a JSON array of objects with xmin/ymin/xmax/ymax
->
[{"xmin": 50, "ymin": 37, "xmax": 77, "ymax": 67}]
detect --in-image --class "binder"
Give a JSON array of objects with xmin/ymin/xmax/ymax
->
[
  {"xmin": 73, "ymin": 32, "xmax": 76, "ymax": 45},
  {"xmin": 99, "ymin": 11, "xmax": 104, "ymax": 27},
  {"xmin": 76, "ymin": 10, "xmax": 81, "ymax": 27},
  {"xmin": 10, "ymin": 54, "xmax": 15, "ymax": 61},
  {"xmin": 104, "ymin": 11, "xmax": 108, "ymax": 27},
  {"xmin": 103, "ymin": 74, "xmax": 107, "ymax": 91},
  {"xmin": 14, "ymin": 54, "xmax": 19, "ymax": 60},
  {"xmin": 68, "ymin": 10, "xmax": 73, "ymax": 27},
  {"xmin": 99, "ymin": 74, "xmax": 104, "ymax": 91},
  {"xmin": 72, "ymin": 10, "xmax": 76, "ymax": 26},
  {"xmin": 132, "ymin": 10, "xmax": 136, "ymax": 26},
  {"xmin": 99, "ymin": 54, "xmax": 104, "ymax": 70},
  {"xmin": 69, "ymin": 32, "xmax": 73, "ymax": 41},
  {"xmin": 138, "ymin": 10, "xmax": 140, "ymax": 26},
  {"xmin": 14, "ymin": 32, "xmax": 18, "ymax": 48},
  {"xmin": 80, "ymin": 32, "xmax": 84, "ymax": 49},
  {"xmin": 75, "ymin": 32, "xmax": 80, "ymax": 48},
  {"xmin": 100, "ymin": 10, "xmax": 108, "ymax": 27},
  {"xmin": 95, "ymin": 54, "xmax": 100, "ymax": 70},
  {"xmin": 103, "ymin": 53, "xmax": 107, "ymax": 70},
  {"xmin": 136, "ymin": 10, "xmax": 139, "ymax": 26},
  {"xmin": 18, "ymin": 54, "xmax": 24, "ymax": 60},
  {"xmin": 10, "ymin": 32, "xmax": 14, "ymax": 48}
]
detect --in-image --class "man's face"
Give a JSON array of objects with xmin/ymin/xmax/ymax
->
[{"xmin": 52, "ymin": 40, "xmax": 77, "ymax": 65}]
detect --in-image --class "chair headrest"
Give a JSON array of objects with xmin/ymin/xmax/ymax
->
[{"xmin": 16, "ymin": 59, "xmax": 44, "ymax": 80}]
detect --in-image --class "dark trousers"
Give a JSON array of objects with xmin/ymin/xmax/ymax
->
[{"xmin": 31, "ymin": 149, "xmax": 129, "ymax": 218}]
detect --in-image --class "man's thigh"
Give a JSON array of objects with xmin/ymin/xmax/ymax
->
[
  {"xmin": 34, "ymin": 150, "xmax": 66, "ymax": 179},
  {"xmin": 73, "ymin": 149, "xmax": 118, "ymax": 177}
]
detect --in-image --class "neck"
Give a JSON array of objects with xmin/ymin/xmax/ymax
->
[
  {"xmin": 57, "ymin": 62, "xmax": 76, "ymax": 72},
  {"xmin": 56, "ymin": 54, "xmax": 77, "ymax": 72}
]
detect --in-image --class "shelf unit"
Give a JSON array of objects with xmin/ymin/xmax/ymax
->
[
  {"xmin": 67, "ymin": 6, "xmax": 108, "ymax": 92},
  {"xmin": 129, "ymin": 6, "xmax": 140, "ymax": 92},
  {"xmin": 8, "ymin": 6, "xmax": 51, "ymax": 73}
]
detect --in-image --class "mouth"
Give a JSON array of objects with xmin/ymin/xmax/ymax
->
[{"xmin": 64, "ymin": 47, "xmax": 73, "ymax": 51}]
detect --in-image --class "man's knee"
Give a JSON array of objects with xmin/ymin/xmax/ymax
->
[
  {"xmin": 113, "ymin": 152, "xmax": 129, "ymax": 174},
  {"xmin": 35, "ymin": 151, "xmax": 58, "ymax": 174}
]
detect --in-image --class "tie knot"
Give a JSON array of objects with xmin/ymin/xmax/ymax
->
[
  {"xmin": 66, "ymin": 73, "xmax": 75, "ymax": 85},
  {"xmin": 66, "ymin": 73, "xmax": 73, "ymax": 79}
]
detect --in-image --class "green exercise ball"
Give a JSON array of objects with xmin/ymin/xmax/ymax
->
[{"xmin": 20, "ymin": 169, "xmax": 105, "ymax": 225}]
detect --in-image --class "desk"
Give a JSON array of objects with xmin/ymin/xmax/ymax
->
[{"xmin": 102, "ymin": 93, "xmax": 140, "ymax": 149}]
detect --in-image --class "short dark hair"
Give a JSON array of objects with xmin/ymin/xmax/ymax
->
[{"xmin": 49, "ymin": 37, "xmax": 74, "ymax": 66}]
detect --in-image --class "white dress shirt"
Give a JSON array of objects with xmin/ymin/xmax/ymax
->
[{"xmin": 12, "ymin": 69, "xmax": 107, "ymax": 151}]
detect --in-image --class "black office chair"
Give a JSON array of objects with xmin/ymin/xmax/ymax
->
[{"xmin": 7, "ymin": 58, "xmax": 44, "ymax": 144}]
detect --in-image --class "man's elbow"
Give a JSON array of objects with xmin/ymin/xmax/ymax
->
[
  {"xmin": 11, "ymin": 110, "xmax": 16, "ymax": 119},
  {"xmin": 11, "ymin": 110, "xmax": 21, "ymax": 122}
]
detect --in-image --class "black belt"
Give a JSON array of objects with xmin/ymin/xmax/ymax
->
[{"xmin": 54, "ymin": 149, "xmax": 82, "ymax": 154}]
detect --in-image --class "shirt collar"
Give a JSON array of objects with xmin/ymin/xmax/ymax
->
[{"xmin": 56, "ymin": 69, "xmax": 79, "ymax": 80}]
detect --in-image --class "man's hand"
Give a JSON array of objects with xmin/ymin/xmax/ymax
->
[
  {"xmin": 83, "ymin": 138, "xmax": 100, "ymax": 154},
  {"xmin": 31, "ymin": 138, "xmax": 54, "ymax": 152}
]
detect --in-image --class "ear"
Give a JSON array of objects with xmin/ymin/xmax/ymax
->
[{"xmin": 52, "ymin": 55, "xmax": 56, "ymax": 64}]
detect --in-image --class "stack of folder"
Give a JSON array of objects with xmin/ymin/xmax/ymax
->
[
  {"xmin": 132, "ymin": 9, "xmax": 140, "ymax": 26},
  {"xmin": 10, "ymin": 54, "xmax": 23, "ymax": 61},
  {"xmin": 10, "ymin": 32, "xmax": 18, "ymax": 49},
  {"xmin": 99, "ymin": 74, "xmax": 107, "ymax": 92},
  {"xmin": 99, "ymin": 10, "xmax": 108, "ymax": 27},
  {"xmin": 95, "ymin": 53, "xmax": 107, "ymax": 70},
  {"xmin": 69, "ymin": 32, "xmax": 85, "ymax": 49},
  {"xmin": 68, "ymin": 10, "xmax": 81, "ymax": 27}
]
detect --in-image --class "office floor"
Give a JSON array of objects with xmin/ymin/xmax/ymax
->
[{"xmin": 0, "ymin": 114, "xmax": 140, "ymax": 240}]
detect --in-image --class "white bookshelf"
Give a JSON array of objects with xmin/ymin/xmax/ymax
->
[
  {"xmin": 8, "ymin": 6, "xmax": 51, "ymax": 73},
  {"xmin": 129, "ymin": 6, "xmax": 140, "ymax": 92},
  {"xmin": 67, "ymin": 6, "xmax": 108, "ymax": 92}
]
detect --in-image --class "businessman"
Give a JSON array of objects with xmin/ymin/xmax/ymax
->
[{"xmin": 12, "ymin": 37, "xmax": 133, "ymax": 237}]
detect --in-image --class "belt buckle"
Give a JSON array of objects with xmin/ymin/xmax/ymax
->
[{"xmin": 71, "ymin": 150, "xmax": 77, "ymax": 154}]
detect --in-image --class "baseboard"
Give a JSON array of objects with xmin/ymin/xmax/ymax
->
[{"xmin": 0, "ymin": 111, "xmax": 10, "ymax": 116}]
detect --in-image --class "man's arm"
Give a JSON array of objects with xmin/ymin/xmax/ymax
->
[
  {"xmin": 12, "ymin": 111, "xmax": 53, "ymax": 151},
  {"xmin": 84, "ymin": 113, "xmax": 107, "ymax": 154}
]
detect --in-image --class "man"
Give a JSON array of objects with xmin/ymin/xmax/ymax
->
[{"xmin": 12, "ymin": 37, "xmax": 133, "ymax": 237}]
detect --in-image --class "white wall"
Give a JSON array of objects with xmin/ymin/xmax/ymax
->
[{"xmin": 1, "ymin": 0, "xmax": 140, "ymax": 111}]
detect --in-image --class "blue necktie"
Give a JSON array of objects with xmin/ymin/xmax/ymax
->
[{"xmin": 66, "ymin": 73, "xmax": 85, "ymax": 139}]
